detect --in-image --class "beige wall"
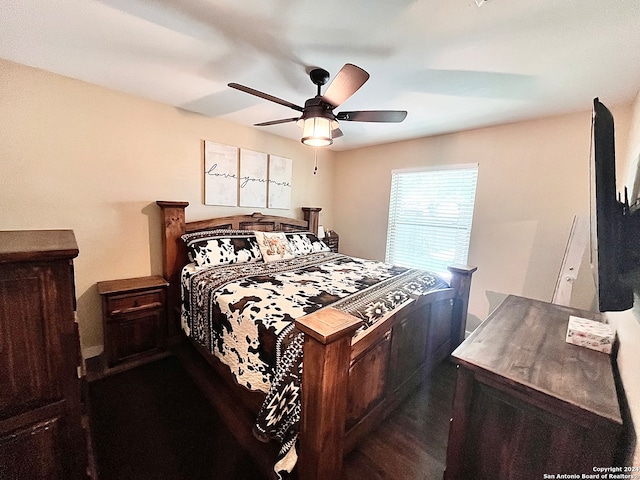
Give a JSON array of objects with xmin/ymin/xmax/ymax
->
[
  {"xmin": 333, "ymin": 107, "xmax": 632, "ymax": 328},
  {"xmin": 0, "ymin": 58, "xmax": 336, "ymax": 355}
]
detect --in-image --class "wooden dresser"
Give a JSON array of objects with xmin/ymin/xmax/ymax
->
[
  {"xmin": 0, "ymin": 230, "xmax": 88, "ymax": 480},
  {"xmin": 445, "ymin": 295, "xmax": 626, "ymax": 480}
]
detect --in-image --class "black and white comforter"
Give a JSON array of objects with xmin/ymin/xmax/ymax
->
[{"xmin": 181, "ymin": 251, "xmax": 448, "ymax": 475}]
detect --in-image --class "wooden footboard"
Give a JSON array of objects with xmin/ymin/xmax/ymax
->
[
  {"xmin": 296, "ymin": 267, "xmax": 475, "ymax": 479},
  {"xmin": 155, "ymin": 201, "xmax": 476, "ymax": 480}
]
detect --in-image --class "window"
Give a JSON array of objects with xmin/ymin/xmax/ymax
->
[{"xmin": 385, "ymin": 164, "xmax": 478, "ymax": 278}]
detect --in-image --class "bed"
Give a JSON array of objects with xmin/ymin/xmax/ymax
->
[{"xmin": 156, "ymin": 201, "xmax": 476, "ymax": 479}]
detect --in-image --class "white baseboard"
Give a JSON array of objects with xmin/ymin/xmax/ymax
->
[{"xmin": 82, "ymin": 345, "xmax": 103, "ymax": 359}]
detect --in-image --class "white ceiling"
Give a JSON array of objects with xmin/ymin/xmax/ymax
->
[{"xmin": 2, "ymin": 0, "xmax": 640, "ymax": 150}]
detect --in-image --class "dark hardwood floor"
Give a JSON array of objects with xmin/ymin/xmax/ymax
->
[
  {"xmin": 343, "ymin": 360, "xmax": 456, "ymax": 479},
  {"xmin": 88, "ymin": 356, "xmax": 268, "ymax": 480},
  {"xmin": 88, "ymin": 354, "xmax": 457, "ymax": 480}
]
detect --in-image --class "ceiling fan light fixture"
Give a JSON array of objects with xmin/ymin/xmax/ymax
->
[
  {"xmin": 229, "ymin": 63, "xmax": 407, "ymax": 146},
  {"xmin": 301, "ymin": 116, "xmax": 333, "ymax": 147}
]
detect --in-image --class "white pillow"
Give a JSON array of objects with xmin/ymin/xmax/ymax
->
[{"xmin": 254, "ymin": 231, "xmax": 295, "ymax": 262}]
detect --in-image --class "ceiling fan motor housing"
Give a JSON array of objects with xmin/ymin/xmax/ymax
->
[
  {"xmin": 302, "ymin": 97, "xmax": 336, "ymax": 120},
  {"xmin": 309, "ymin": 68, "xmax": 330, "ymax": 86}
]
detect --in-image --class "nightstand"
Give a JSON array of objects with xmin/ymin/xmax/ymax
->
[
  {"xmin": 97, "ymin": 275, "xmax": 169, "ymax": 371},
  {"xmin": 324, "ymin": 231, "xmax": 339, "ymax": 253}
]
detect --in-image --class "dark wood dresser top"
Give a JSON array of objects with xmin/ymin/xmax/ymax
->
[
  {"xmin": 0, "ymin": 229, "xmax": 79, "ymax": 263},
  {"xmin": 452, "ymin": 294, "xmax": 622, "ymax": 425}
]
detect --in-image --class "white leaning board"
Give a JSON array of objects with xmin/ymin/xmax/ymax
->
[{"xmin": 552, "ymin": 215, "xmax": 589, "ymax": 306}]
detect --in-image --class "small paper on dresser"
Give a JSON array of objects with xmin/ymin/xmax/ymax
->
[{"xmin": 565, "ymin": 315, "xmax": 616, "ymax": 354}]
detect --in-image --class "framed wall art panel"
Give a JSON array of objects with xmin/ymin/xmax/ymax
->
[
  {"xmin": 204, "ymin": 141, "xmax": 238, "ymax": 206},
  {"xmin": 268, "ymin": 155, "xmax": 292, "ymax": 209},
  {"xmin": 239, "ymin": 149, "xmax": 268, "ymax": 208}
]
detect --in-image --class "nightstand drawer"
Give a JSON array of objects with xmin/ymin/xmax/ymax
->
[{"xmin": 105, "ymin": 290, "xmax": 163, "ymax": 317}]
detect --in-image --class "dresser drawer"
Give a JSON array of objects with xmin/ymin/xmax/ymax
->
[{"xmin": 105, "ymin": 290, "xmax": 163, "ymax": 317}]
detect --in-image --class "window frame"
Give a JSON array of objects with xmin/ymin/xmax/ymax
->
[{"xmin": 385, "ymin": 163, "xmax": 478, "ymax": 279}]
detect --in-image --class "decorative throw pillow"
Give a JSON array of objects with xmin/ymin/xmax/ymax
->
[
  {"xmin": 285, "ymin": 231, "xmax": 330, "ymax": 255},
  {"xmin": 181, "ymin": 229, "xmax": 263, "ymax": 267},
  {"xmin": 254, "ymin": 231, "xmax": 295, "ymax": 262}
]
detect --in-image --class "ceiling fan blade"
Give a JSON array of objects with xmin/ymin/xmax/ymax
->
[
  {"xmin": 336, "ymin": 110, "xmax": 407, "ymax": 123},
  {"xmin": 228, "ymin": 83, "xmax": 304, "ymax": 112},
  {"xmin": 332, "ymin": 128, "xmax": 344, "ymax": 139},
  {"xmin": 322, "ymin": 64, "xmax": 370, "ymax": 108},
  {"xmin": 254, "ymin": 117, "xmax": 300, "ymax": 126}
]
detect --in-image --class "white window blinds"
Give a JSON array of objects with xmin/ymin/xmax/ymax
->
[{"xmin": 385, "ymin": 164, "xmax": 478, "ymax": 278}]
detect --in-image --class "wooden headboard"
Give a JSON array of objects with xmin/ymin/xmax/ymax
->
[{"xmin": 155, "ymin": 201, "xmax": 321, "ymax": 339}]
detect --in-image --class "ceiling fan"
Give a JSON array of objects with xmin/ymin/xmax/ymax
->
[{"xmin": 228, "ymin": 63, "xmax": 407, "ymax": 147}]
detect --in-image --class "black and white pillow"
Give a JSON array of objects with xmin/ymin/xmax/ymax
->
[
  {"xmin": 285, "ymin": 231, "xmax": 330, "ymax": 256},
  {"xmin": 181, "ymin": 229, "xmax": 263, "ymax": 267}
]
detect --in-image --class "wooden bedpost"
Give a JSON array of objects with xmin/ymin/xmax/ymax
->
[
  {"xmin": 447, "ymin": 264, "xmax": 477, "ymax": 349},
  {"xmin": 295, "ymin": 308, "xmax": 361, "ymax": 480},
  {"xmin": 156, "ymin": 200, "xmax": 189, "ymax": 340},
  {"xmin": 302, "ymin": 207, "xmax": 321, "ymax": 236}
]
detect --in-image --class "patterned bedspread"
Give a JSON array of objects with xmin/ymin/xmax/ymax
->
[{"xmin": 181, "ymin": 251, "xmax": 448, "ymax": 476}]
